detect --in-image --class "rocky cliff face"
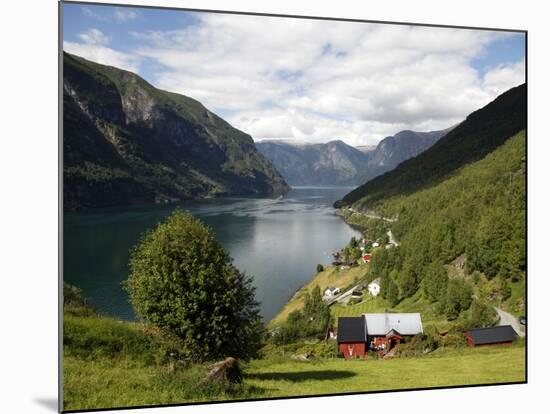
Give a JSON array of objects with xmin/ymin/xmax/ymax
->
[{"xmin": 63, "ymin": 52, "xmax": 289, "ymax": 210}]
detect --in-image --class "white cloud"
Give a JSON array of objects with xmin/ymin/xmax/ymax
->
[
  {"xmin": 128, "ymin": 15, "xmax": 524, "ymax": 145},
  {"xmin": 63, "ymin": 41, "xmax": 140, "ymax": 73},
  {"xmin": 482, "ymin": 60, "xmax": 525, "ymax": 97},
  {"xmin": 67, "ymin": 13, "xmax": 524, "ymax": 145},
  {"xmin": 77, "ymin": 28, "xmax": 111, "ymax": 46},
  {"xmin": 114, "ymin": 8, "xmax": 138, "ymax": 22},
  {"xmin": 81, "ymin": 7, "xmax": 105, "ymax": 21}
]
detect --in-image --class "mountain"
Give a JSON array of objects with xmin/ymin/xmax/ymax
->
[
  {"xmin": 62, "ymin": 52, "xmax": 289, "ymax": 210},
  {"xmin": 256, "ymin": 128, "xmax": 448, "ymax": 187},
  {"xmin": 336, "ymin": 83, "xmax": 526, "ymax": 208},
  {"xmin": 362, "ymin": 129, "xmax": 451, "ymax": 182},
  {"xmin": 256, "ymin": 140, "xmax": 367, "ymax": 186}
]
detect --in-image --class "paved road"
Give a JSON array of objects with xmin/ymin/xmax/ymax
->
[
  {"xmin": 326, "ymin": 285, "xmax": 360, "ymax": 306},
  {"xmin": 346, "ymin": 208, "xmax": 396, "ymax": 222},
  {"xmin": 495, "ymin": 307, "xmax": 525, "ymax": 337}
]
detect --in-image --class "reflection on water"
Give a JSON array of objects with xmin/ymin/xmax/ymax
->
[{"xmin": 63, "ymin": 187, "xmax": 360, "ymax": 321}]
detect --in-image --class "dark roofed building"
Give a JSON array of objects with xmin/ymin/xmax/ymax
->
[
  {"xmin": 466, "ymin": 325, "xmax": 518, "ymax": 347},
  {"xmin": 337, "ymin": 317, "xmax": 366, "ymax": 358}
]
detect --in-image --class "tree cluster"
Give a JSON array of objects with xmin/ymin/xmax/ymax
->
[{"xmin": 272, "ymin": 286, "xmax": 332, "ymax": 345}]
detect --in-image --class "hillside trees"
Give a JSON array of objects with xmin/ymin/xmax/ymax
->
[
  {"xmin": 423, "ymin": 263, "xmax": 449, "ymax": 303},
  {"xmin": 273, "ymin": 286, "xmax": 331, "ymax": 344},
  {"xmin": 468, "ymin": 300, "xmax": 498, "ymax": 328},
  {"xmin": 344, "ymin": 132, "xmax": 525, "ymax": 322},
  {"xmin": 444, "ymin": 279, "xmax": 474, "ymax": 320}
]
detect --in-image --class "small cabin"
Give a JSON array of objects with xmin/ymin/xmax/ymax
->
[
  {"xmin": 465, "ymin": 325, "xmax": 518, "ymax": 347},
  {"xmin": 367, "ymin": 278, "xmax": 381, "ymax": 296}
]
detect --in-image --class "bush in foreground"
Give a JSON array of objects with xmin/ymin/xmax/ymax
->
[{"xmin": 125, "ymin": 210, "xmax": 263, "ymax": 362}]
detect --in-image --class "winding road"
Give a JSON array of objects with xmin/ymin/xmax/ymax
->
[{"xmin": 495, "ymin": 307, "xmax": 525, "ymax": 337}]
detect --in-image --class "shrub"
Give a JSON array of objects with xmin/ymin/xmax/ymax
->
[
  {"xmin": 316, "ymin": 264, "xmax": 324, "ymax": 273},
  {"xmin": 63, "ymin": 282, "xmax": 95, "ymax": 316},
  {"xmin": 439, "ymin": 324, "xmax": 468, "ymax": 348}
]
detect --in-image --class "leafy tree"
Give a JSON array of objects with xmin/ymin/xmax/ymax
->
[
  {"xmin": 272, "ymin": 286, "xmax": 331, "ymax": 345},
  {"xmin": 400, "ymin": 262, "xmax": 421, "ymax": 298},
  {"xmin": 496, "ymin": 277, "xmax": 512, "ymax": 302},
  {"xmin": 382, "ymin": 272, "xmax": 400, "ymax": 307},
  {"xmin": 444, "ymin": 278, "xmax": 473, "ymax": 320},
  {"xmin": 303, "ymin": 285, "xmax": 331, "ymax": 335},
  {"xmin": 423, "ymin": 263, "xmax": 448, "ymax": 303},
  {"xmin": 468, "ymin": 300, "xmax": 498, "ymax": 328},
  {"xmin": 316, "ymin": 264, "xmax": 324, "ymax": 273},
  {"xmin": 125, "ymin": 210, "xmax": 262, "ymax": 362}
]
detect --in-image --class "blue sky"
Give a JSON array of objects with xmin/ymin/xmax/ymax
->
[{"xmin": 63, "ymin": 2, "xmax": 526, "ymax": 145}]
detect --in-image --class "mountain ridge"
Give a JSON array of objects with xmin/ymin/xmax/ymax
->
[{"xmin": 256, "ymin": 128, "xmax": 449, "ymax": 187}]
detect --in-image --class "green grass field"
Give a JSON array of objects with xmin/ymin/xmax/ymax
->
[{"xmin": 64, "ymin": 343, "xmax": 525, "ymax": 411}]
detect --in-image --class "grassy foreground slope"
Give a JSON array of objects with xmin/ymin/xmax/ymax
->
[{"xmin": 64, "ymin": 310, "xmax": 525, "ymax": 410}]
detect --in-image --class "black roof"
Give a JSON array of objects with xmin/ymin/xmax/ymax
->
[
  {"xmin": 337, "ymin": 317, "xmax": 365, "ymax": 343},
  {"xmin": 467, "ymin": 325, "xmax": 518, "ymax": 345}
]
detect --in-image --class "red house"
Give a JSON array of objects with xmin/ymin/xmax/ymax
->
[
  {"xmin": 337, "ymin": 313, "xmax": 424, "ymax": 359},
  {"xmin": 362, "ymin": 254, "xmax": 372, "ymax": 264},
  {"xmin": 337, "ymin": 317, "xmax": 367, "ymax": 358}
]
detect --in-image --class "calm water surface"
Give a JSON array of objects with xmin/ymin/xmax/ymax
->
[{"xmin": 64, "ymin": 187, "xmax": 360, "ymax": 321}]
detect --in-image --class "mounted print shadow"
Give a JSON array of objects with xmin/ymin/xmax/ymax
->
[{"xmin": 60, "ymin": 0, "xmax": 527, "ymax": 412}]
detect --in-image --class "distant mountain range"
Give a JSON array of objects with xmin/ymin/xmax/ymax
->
[
  {"xmin": 256, "ymin": 128, "xmax": 449, "ymax": 187},
  {"xmin": 63, "ymin": 52, "xmax": 289, "ymax": 210}
]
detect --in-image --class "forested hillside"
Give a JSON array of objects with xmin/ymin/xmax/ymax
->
[{"xmin": 365, "ymin": 130, "xmax": 525, "ymax": 316}]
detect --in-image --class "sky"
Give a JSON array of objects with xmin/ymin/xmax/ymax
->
[{"xmin": 62, "ymin": 3, "xmax": 526, "ymax": 146}]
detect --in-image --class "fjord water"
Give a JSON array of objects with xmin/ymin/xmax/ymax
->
[{"xmin": 64, "ymin": 187, "xmax": 360, "ymax": 321}]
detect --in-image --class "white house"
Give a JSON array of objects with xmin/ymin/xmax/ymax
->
[
  {"xmin": 368, "ymin": 278, "xmax": 381, "ymax": 296},
  {"xmin": 324, "ymin": 286, "xmax": 340, "ymax": 298},
  {"xmin": 372, "ymin": 242, "xmax": 380, "ymax": 248}
]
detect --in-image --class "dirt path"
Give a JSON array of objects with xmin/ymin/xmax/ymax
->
[{"xmin": 495, "ymin": 307, "xmax": 525, "ymax": 337}]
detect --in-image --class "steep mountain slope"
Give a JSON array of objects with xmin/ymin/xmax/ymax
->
[
  {"xmin": 257, "ymin": 128, "xmax": 448, "ymax": 187},
  {"xmin": 63, "ymin": 52, "xmax": 289, "ymax": 210},
  {"xmin": 337, "ymin": 83, "xmax": 526, "ymax": 208},
  {"xmin": 363, "ymin": 129, "xmax": 451, "ymax": 182}
]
